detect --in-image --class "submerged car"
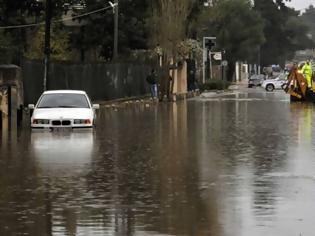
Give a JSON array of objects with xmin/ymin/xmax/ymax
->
[
  {"xmin": 261, "ymin": 74, "xmax": 287, "ymax": 92},
  {"xmin": 28, "ymin": 90, "xmax": 99, "ymax": 129}
]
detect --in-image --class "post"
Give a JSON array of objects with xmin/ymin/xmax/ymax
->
[
  {"xmin": 113, "ymin": 0, "xmax": 119, "ymax": 59},
  {"xmin": 221, "ymin": 50, "xmax": 225, "ymax": 80},
  {"xmin": 8, "ymin": 86, "xmax": 18, "ymax": 130},
  {"xmin": 257, "ymin": 46, "xmax": 261, "ymax": 74},
  {"xmin": 43, "ymin": 0, "xmax": 52, "ymax": 91},
  {"xmin": 203, "ymin": 36, "xmax": 216, "ymax": 82},
  {"xmin": 209, "ymin": 51, "xmax": 213, "ymax": 79},
  {"xmin": 202, "ymin": 38, "xmax": 206, "ymax": 84},
  {"xmin": 221, "ymin": 62, "xmax": 224, "ymax": 80}
]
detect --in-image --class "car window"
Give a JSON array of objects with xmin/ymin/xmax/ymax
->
[
  {"xmin": 278, "ymin": 74, "xmax": 287, "ymax": 80},
  {"xmin": 37, "ymin": 94, "xmax": 90, "ymax": 108}
]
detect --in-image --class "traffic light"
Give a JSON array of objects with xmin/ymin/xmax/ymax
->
[{"xmin": 205, "ymin": 39, "xmax": 216, "ymax": 51}]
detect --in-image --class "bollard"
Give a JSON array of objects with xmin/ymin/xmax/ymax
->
[
  {"xmin": 9, "ymin": 85, "xmax": 18, "ymax": 130},
  {"xmin": 0, "ymin": 86, "xmax": 9, "ymax": 130},
  {"xmin": 0, "ymin": 65, "xmax": 24, "ymax": 131}
]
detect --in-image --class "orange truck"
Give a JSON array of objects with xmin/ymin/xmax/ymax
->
[{"xmin": 282, "ymin": 65, "xmax": 315, "ymax": 102}]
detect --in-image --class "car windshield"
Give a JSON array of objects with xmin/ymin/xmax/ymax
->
[
  {"xmin": 277, "ymin": 74, "xmax": 287, "ymax": 80},
  {"xmin": 37, "ymin": 93, "xmax": 90, "ymax": 108}
]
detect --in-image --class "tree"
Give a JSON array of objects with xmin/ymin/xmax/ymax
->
[
  {"xmin": 301, "ymin": 5, "xmax": 315, "ymax": 43},
  {"xmin": 200, "ymin": 0, "xmax": 265, "ymax": 81},
  {"xmin": 254, "ymin": 0, "xmax": 313, "ymax": 66},
  {"xmin": 69, "ymin": 0, "xmax": 150, "ymax": 62},
  {"xmin": 0, "ymin": 30, "xmax": 18, "ymax": 64},
  {"xmin": 24, "ymin": 24, "xmax": 73, "ymax": 61},
  {"xmin": 148, "ymin": 0, "xmax": 196, "ymax": 61},
  {"xmin": 0, "ymin": 0, "xmax": 79, "ymax": 64}
]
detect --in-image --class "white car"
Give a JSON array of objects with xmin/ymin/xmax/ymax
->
[
  {"xmin": 28, "ymin": 90, "xmax": 99, "ymax": 129},
  {"xmin": 261, "ymin": 74, "xmax": 287, "ymax": 92}
]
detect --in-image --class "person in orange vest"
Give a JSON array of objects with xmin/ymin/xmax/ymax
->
[{"xmin": 302, "ymin": 60, "xmax": 313, "ymax": 88}]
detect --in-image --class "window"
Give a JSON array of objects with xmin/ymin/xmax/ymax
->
[{"xmin": 37, "ymin": 94, "xmax": 90, "ymax": 108}]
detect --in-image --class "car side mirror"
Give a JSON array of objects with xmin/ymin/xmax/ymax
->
[
  {"xmin": 28, "ymin": 104, "xmax": 35, "ymax": 110},
  {"xmin": 92, "ymin": 104, "xmax": 100, "ymax": 109}
]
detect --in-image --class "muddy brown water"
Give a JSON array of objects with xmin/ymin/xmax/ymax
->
[{"xmin": 1, "ymin": 90, "xmax": 315, "ymax": 236}]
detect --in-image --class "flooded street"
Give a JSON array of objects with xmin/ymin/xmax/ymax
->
[{"xmin": 1, "ymin": 89, "xmax": 315, "ymax": 236}]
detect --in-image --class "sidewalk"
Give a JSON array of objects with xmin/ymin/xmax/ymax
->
[
  {"xmin": 96, "ymin": 80, "xmax": 247, "ymax": 107},
  {"xmin": 200, "ymin": 79, "xmax": 249, "ymax": 99},
  {"xmin": 228, "ymin": 79, "xmax": 249, "ymax": 90},
  {"xmin": 97, "ymin": 90, "xmax": 200, "ymax": 108}
]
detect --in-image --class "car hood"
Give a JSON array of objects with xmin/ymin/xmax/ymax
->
[
  {"xmin": 33, "ymin": 108, "xmax": 93, "ymax": 119},
  {"xmin": 264, "ymin": 79, "xmax": 285, "ymax": 84},
  {"xmin": 263, "ymin": 79, "xmax": 277, "ymax": 83}
]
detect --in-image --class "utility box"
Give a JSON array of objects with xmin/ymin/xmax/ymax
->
[{"xmin": 0, "ymin": 65, "xmax": 24, "ymax": 130}]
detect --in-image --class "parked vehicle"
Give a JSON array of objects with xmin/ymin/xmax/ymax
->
[
  {"xmin": 28, "ymin": 90, "xmax": 99, "ymax": 129},
  {"xmin": 248, "ymin": 74, "xmax": 265, "ymax": 88},
  {"xmin": 261, "ymin": 74, "xmax": 287, "ymax": 92}
]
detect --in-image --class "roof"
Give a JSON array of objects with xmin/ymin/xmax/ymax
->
[{"xmin": 43, "ymin": 90, "xmax": 87, "ymax": 95}]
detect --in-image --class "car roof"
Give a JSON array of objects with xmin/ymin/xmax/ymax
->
[{"xmin": 43, "ymin": 90, "xmax": 87, "ymax": 95}]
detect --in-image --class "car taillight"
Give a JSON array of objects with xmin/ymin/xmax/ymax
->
[{"xmin": 84, "ymin": 119, "xmax": 91, "ymax": 124}]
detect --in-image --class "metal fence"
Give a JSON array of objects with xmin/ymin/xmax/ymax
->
[{"xmin": 22, "ymin": 60, "xmax": 151, "ymax": 104}]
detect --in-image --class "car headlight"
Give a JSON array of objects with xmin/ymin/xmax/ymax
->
[
  {"xmin": 74, "ymin": 119, "xmax": 91, "ymax": 124},
  {"xmin": 33, "ymin": 119, "xmax": 50, "ymax": 124}
]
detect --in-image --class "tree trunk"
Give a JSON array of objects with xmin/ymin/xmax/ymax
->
[{"xmin": 227, "ymin": 60, "xmax": 235, "ymax": 82}]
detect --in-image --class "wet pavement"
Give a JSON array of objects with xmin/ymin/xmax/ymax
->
[{"xmin": 1, "ymin": 88, "xmax": 315, "ymax": 236}]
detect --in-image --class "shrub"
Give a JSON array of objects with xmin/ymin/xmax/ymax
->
[{"xmin": 198, "ymin": 79, "xmax": 231, "ymax": 91}]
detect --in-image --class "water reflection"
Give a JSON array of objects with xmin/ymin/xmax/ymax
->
[
  {"xmin": 92, "ymin": 102, "xmax": 222, "ymax": 235},
  {"xmin": 1, "ymin": 92, "xmax": 315, "ymax": 235},
  {"xmin": 31, "ymin": 131, "xmax": 94, "ymax": 173}
]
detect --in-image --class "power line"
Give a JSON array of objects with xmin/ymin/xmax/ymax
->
[
  {"xmin": 0, "ymin": 22, "xmax": 45, "ymax": 29},
  {"xmin": 0, "ymin": 5, "xmax": 113, "ymax": 29}
]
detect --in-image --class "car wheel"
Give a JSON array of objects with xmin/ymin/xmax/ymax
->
[
  {"xmin": 248, "ymin": 84, "xmax": 253, "ymax": 88},
  {"xmin": 265, "ymin": 84, "xmax": 274, "ymax": 92},
  {"xmin": 290, "ymin": 95, "xmax": 301, "ymax": 102}
]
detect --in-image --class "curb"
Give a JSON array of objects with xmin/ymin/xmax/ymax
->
[{"xmin": 96, "ymin": 91, "xmax": 201, "ymax": 106}]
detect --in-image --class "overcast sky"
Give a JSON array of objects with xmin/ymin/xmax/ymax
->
[{"xmin": 286, "ymin": 0, "xmax": 314, "ymax": 11}]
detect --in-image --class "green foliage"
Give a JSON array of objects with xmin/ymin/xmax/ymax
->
[
  {"xmin": 24, "ymin": 24, "xmax": 73, "ymax": 61},
  {"xmin": 198, "ymin": 79, "xmax": 231, "ymax": 91},
  {"xmin": 0, "ymin": 0, "xmax": 77, "ymax": 64},
  {"xmin": 254, "ymin": 0, "xmax": 313, "ymax": 66},
  {"xmin": 149, "ymin": 0, "xmax": 198, "ymax": 60},
  {"xmin": 207, "ymin": 0, "xmax": 265, "ymax": 62},
  {"xmin": 285, "ymin": 16, "xmax": 314, "ymax": 51},
  {"xmin": 0, "ymin": 30, "xmax": 18, "ymax": 64},
  {"xmin": 199, "ymin": 0, "xmax": 265, "ymax": 80},
  {"xmin": 301, "ymin": 5, "xmax": 315, "ymax": 43},
  {"xmin": 69, "ymin": 0, "xmax": 150, "ymax": 61},
  {"xmin": 0, "ymin": 0, "xmax": 313, "ymax": 67},
  {"xmin": 177, "ymin": 39, "xmax": 202, "ymax": 59}
]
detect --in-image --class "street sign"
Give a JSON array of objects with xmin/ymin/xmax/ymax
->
[
  {"xmin": 222, "ymin": 60, "xmax": 228, "ymax": 66},
  {"xmin": 213, "ymin": 52, "xmax": 222, "ymax": 61},
  {"xmin": 203, "ymin": 36, "xmax": 216, "ymax": 83}
]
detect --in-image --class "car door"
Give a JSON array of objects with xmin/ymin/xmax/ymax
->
[{"xmin": 275, "ymin": 79, "xmax": 286, "ymax": 89}]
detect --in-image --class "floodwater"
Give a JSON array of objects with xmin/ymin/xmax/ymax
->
[{"xmin": 1, "ymin": 89, "xmax": 315, "ymax": 236}]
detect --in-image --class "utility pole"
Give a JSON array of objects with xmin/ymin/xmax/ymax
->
[
  {"xmin": 113, "ymin": 0, "xmax": 119, "ymax": 59},
  {"xmin": 43, "ymin": 0, "xmax": 52, "ymax": 91}
]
